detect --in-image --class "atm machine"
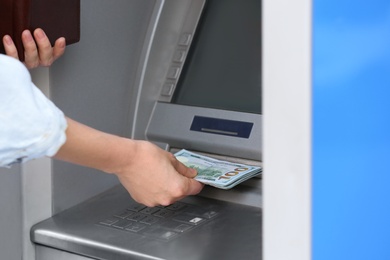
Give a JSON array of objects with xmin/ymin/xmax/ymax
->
[{"xmin": 30, "ymin": 0, "xmax": 262, "ymax": 259}]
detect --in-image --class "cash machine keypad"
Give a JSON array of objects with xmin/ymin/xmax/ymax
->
[{"xmin": 98, "ymin": 201, "xmax": 219, "ymax": 240}]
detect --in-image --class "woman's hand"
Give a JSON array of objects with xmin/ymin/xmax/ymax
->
[
  {"xmin": 2, "ymin": 28, "xmax": 65, "ymax": 68},
  {"xmin": 114, "ymin": 140, "xmax": 204, "ymax": 207}
]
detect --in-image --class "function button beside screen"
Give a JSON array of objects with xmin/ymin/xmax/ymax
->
[
  {"xmin": 161, "ymin": 83, "xmax": 175, "ymax": 97},
  {"xmin": 178, "ymin": 33, "xmax": 192, "ymax": 46},
  {"xmin": 167, "ymin": 67, "xmax": 180, "ymax": 79},
  {"xmin": 172, "ymin": 50, "xmax": 186, "ymax": 63}
]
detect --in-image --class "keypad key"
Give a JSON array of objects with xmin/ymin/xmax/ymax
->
[
  {"xmin": 140, "ymin": 216, "xmax": 160, "ymax": 225},
  {"xmin": 127, "ymin": 213, "xmax": 147, "ymax": 222},
  {"xmin": 125, "ymin": 223, "xmax": 147, "ymax": 233},
  {"xmin": 166, "ymin": 202, "xmax": 187, "ymax": 211},
  {"xmin": 153, "ymin": 209, "xmax": 174, "ymax": 218},
  {"xmin": 173, "ymin": 213, "xmax": 206, "ymax": 225},
  {"xmin": 99, "ymin": 217, "xmax": 119, "ymax": 226},
  {"xmin": 140, "ymin": 207, "xmax": 161, "ymax": 215},
  {"xmin": 126, "ymin": 204, "xmax": 146, "ymax": 212},
  {"xmin": 112, "ymin": 219, "xmax": 133, "ymax": 229}
]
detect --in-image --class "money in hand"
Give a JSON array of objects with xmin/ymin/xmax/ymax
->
[{"xmin": 175, "ymin": 149, "xmax": 262, "ymax": 189}]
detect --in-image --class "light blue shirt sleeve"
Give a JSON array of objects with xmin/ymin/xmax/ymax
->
[{"xmin": 0, "ymin": 54, "xmax": 67, "ymax": 167}]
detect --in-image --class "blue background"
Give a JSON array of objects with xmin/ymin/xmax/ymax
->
[{"xmin": 313, "ymin": 0, "xmax": 390, "ymax": 259}]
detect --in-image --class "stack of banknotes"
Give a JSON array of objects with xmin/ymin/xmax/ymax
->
[{"xmin": 174, "ymin": 149, "xmax": 262, "ymax": 189}]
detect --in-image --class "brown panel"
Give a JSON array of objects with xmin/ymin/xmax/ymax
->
[{"xmin": 0, "ymin": 0, "xmax": 80, "ymax": 60}]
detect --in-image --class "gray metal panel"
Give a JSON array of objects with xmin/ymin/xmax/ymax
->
[
  {"xmin": 130, "ymin": 0, "xmax": 206, "ymax": 140},
  {"xmin": 36, "ymin": 245, "xmax": 95, "ymax": 260},
  {"xmin": 147, "ymin": 102, "xmax": 262, "ymax": 161},
  {"xmin": 0, "ymin": 165, "xmax": 22, "ymax": 260},
  {"xmin": 132, "ymin": 0, "xmax": 262, "ymax": 161},
  {"xmin": 0, "ymin": 158, "xmax": 52, "ymax": 260},
  {"xmin": 20, "ymin": 158, "xmax": 52, "ymax": 260},
  {"xmin": 49, "ymin": 0, "xmax": 161, "ymax": 214},
  {"xmin": 32, "ymin": 185, "xmax": 262, "ymax": 260}
]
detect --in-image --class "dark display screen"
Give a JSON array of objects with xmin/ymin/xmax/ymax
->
[{"xmin": 172, "ymin": 0, "xmax": 262, "ymax": 114}]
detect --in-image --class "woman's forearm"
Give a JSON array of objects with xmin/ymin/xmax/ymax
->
[
  {"xmin": 53, "ymin": 117, "xmax": 135, "ymax": 174},
  {"xmin": 53, "ymin": 117, "xmax": 203, "ymax": 206}
]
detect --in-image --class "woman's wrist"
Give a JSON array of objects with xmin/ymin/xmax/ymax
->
[{"xmin": 101, "ymin": 137, "xmax": 138, "ymax": 175}]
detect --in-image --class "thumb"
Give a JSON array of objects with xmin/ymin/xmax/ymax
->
[
  {"xmin": 171, "ymin": 154, "xmax": 198, "ymax": 178},
  {"xmin": 185, "ymin": 178, "xmax": 204, "ymax": 196}
]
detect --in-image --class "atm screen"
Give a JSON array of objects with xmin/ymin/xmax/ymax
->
[{"xmin": 172, "ymin": 0, "xmax": 261, "ymax": 114}]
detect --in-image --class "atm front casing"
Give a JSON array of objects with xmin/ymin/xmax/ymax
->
[{"xmin": 31, "ymin": 1, "xmax": 262, "ymax": 259}]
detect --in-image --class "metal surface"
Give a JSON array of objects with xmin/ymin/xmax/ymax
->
[
  {"xmin": 32, "ymin": 185, "xmax": 262, "ymax": 260},
  {"xmin": 130, "ymin": 0, "xmax": 206, "ymax": 140},
  {"xmin": 147, "ymin": 103, "xmax": 262, "ymax": 161},
  {"xmin": 36, "ymin": 246, "xmax": 94, "ymax": 260}
]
